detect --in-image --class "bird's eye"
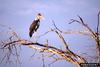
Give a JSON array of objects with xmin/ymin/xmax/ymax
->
[{"xmin": 38, "ymin": 13, "xmax": 41, "ymax": 16}]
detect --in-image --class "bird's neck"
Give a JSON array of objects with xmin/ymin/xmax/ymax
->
[
  {"xmin": 34, "ymin": 18, "xmax": 39, "ymax": 20},
  {"xmin": 35, "ymin": 19, "xmax": 40, "ymax": 22},
  {"xmin": 35, "ymin": 15, "xmax": 41, "ymax": 20}
]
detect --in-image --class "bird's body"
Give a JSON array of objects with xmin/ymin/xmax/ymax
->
[
  {"xmin": 29, "ymin": 19, "xmax": 40, "ymax": 37},
  {"xmin": 29, "ymin": 13, "xmax": 43, "ymax": 37}
]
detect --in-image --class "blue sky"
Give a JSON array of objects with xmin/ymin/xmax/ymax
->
[{"xmin": 0, "ymin": 0, "xmax": 100, "ymax": 67}]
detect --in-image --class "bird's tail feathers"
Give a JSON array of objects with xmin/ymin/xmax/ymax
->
[{"xmin": 29, "ymin": 31, "xmax": 34, "ymax": 37}]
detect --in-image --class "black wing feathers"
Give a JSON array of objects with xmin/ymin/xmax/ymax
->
[{"xmin": 29, "ymin": 20, "xmax": 40, "ymax": 37}]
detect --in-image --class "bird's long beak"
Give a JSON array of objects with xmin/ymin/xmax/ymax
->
[
  {"xmin": 40, "ymin": 15, "xmax": 45, "ymax": 20},
  {"xmin": 42, "ymin": 16, "xmax": 45, "ymax": 20}
]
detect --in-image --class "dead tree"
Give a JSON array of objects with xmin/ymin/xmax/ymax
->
[
  {"xmin": 68, "ymin": 11, "xmax": 100, "ymax": 63},
  {"xmin": 0, "ymin": 11, "xmax": 100, "ymax": 67}
]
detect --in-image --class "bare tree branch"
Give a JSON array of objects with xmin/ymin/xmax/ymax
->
[
  {"xmin": 69, "ymin": 11, "xmax": 100, "ymax": 63},
  {"xmin": 42, "ymin": 54, "xmax": 46, "ymax": 67},
  {"xmin": 52, "ymin": 21, "xmax": 68, "ymax": 51},
  {"xmin": 48, "ymin": 58, "xmax": 64, "ymax": 66},
  {"xmin": 96, "ymin": 11, "xmax": 100, "ymax": 63},
  {"xmin": 70, "ymin": 16, "xmax": 97, "ymax": 39},
  {"xmin": 2, "ymin": 12, "xmax": 100, "ymax": 67}
]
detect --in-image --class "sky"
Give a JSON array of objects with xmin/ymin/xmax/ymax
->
[{"xmin": 0, "ymin": 0, "xmax": 100, "ymax": 67}]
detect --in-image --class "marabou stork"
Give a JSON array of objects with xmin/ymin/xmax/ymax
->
[{"xmin": 29, "ymin": 13, "xmax": 43, "ymax": 37}]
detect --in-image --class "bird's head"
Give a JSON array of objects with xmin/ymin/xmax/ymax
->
[{"xmin": 35, "ymin": 13, "xmax": 44, "ymax": 21}]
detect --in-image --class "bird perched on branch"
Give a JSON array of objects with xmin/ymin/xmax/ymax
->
[{"xmin": 29, "ymin": 13, "xmax": 43, "ymax": 37}]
